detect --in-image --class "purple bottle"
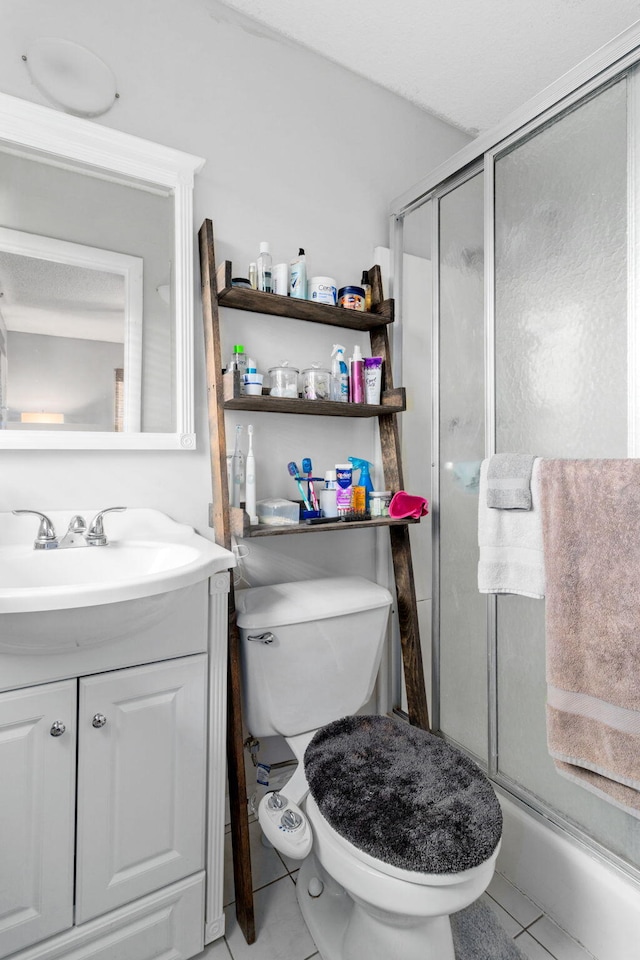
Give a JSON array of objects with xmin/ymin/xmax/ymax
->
[{"xmin": 349, "ymin": 344, "xmax": 365, "ymax": 403}]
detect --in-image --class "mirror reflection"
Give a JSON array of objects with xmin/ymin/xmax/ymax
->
[
  {"xmin": 0, "ymin": 148, "xmax": 174, "ymax": 434},
  {"xmin": 0, "ymin": 231, "xmax": 142, "ymax": 432}
]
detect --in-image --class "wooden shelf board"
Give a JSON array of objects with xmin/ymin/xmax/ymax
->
[
  {"xmin": 229, "ymin": 507, "xmax": 420, "ymax": 538},
  {"xmin": 216, "ymin": 261, "xmax": 394, "ymax": 330},
  {"xmin": 223, "ymin": 391, "xmax": 405, "ymax": 418}
]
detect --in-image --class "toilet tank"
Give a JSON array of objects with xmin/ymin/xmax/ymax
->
[{"xmin": 236, "ymin": 576, "xmax": 392, "ymax": 738}]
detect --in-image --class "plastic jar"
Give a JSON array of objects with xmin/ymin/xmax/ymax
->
[
  {"xmin": 370, "ymin": 491, "xmax": 392, "ymax": 517},
  {"xmin": 302, "ymin": 365, "xmax": 332, "ymax": 400},
  {"xmin": 338, "ymin": 286, "xmax": 366, "ymax": 311},
  {"xmin": 308, "ymin": 277, "xmax": 337, "ymax": 305},
  {"xmin": 268, "ymin": 365, "xmax": 299, "ymax": 398}
]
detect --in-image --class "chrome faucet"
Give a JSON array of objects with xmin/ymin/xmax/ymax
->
[
  {"xmin": 12, "ymin": 510, "xmax": 59, "ymax": 550},
  {"xmin": 85, "ymin": 507, "xmax": 126, "ymax": 546},
  {"xmin": 13, "ymin": 506, "xmax": 126, "ymax": 550}
]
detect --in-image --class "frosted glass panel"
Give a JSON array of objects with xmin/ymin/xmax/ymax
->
[
  {"xmin": 494, "ymin": 78, "xmax": 640, "ymax": 868},
  {"xmin": 495, "ymin": 80, "xmax": 627, "ymax": 459},
  {"xmin": 438, "ymin": 171, "xmax": 486, "ymax": 760}
]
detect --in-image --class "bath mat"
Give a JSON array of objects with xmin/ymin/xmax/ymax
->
[
  {"xmin": 452, "ymin": 898, "xmax": 527, "ymax": 960},
  {"xmin": 304, "ymin": 715, "xmax": 502, "ymax": 874}
]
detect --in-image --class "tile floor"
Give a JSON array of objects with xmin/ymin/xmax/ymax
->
[{"xmin": 198, "ymin": 821, "xmax": 598, "ymax": 960}]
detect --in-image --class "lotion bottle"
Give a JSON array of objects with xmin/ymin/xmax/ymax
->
[
  {"xmin": 290, "ymin": 248, "xmax": 307, "ymax": 299},
  {"xmin": 349, "ymin": 344, "xmax": 365, "ymax": 403}
]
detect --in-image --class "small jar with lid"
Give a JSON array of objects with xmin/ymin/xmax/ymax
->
[
  {"xmin": 370, "ymin": 490, "xmax": 392, "ymax": 517},
  {"xmin": 302, "ymin": 364, "xmax": 332, "ymax": 400},
  {"xmin": 268, "ymin": 363, "xmax": 299, "ymax": 398}
]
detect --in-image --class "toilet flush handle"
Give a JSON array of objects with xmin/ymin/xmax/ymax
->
[{"xmin": 247, "ymin": 632, "xmax": 275, "ymax": 644}]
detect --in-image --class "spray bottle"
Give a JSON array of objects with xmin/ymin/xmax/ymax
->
[
  {"xmin": 331, "ymin": 344, "xmax": 349, "ymax": 403},
  {"xmin": 348, "ymin": 457, "xmax": 375, "ymax": 510},
  {"xmin": 245, "ymin": 425, "xmax": 258, "ymax": 524},
  {"xmin": 232, "ymin": 424, "xmax": 244, "ymax": 508}
]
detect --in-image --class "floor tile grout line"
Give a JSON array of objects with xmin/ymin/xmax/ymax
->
[
  {"xmin": 486, "ymin": 890, "xmax": 544, "ymax": 930},
  {"xmin": 523, "ymin": 923, "xmax": 599, "ymax": 960}
]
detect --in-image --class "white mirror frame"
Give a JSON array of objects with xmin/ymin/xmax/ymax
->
[{"xmin": 0, "ymin": 91, "xmax": 205, "ymax": 450}]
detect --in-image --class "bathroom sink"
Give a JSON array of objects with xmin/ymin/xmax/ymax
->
[{"xmin": 0, "ymin": 507, "xmax": 235, "ymax": 615}]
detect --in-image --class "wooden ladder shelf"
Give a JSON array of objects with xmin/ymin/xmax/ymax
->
[{"xmin": 199, "ymin": 218, "xmax": 429, "ymax": 945}]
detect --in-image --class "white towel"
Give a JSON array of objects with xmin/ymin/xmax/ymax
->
[{"xmin": 478, "ymin": 458, "xmax": 545, "ymax": 599}]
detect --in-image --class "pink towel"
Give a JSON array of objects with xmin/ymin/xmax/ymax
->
[
  {"xmin": 388, "ymin": 491, "xmax": 429, "ymax": 519},
  {"xmin": 539, "ymin": 459, "xmax": 640, "ymax": 819}
]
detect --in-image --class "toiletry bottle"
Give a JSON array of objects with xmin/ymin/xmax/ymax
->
[
  {"xmin": 331, "ymin": 344, "xmax": 349, "ymax": 403},
  {"xmin": 290, "ymin": 248, "xmax": 307, "ymax": 299},
  {"xmin": 335, "ymin": 463, "xmax": 353, "ymax": 516},
  {"xmin": 257, "ymin": 242, "xmax": 272, "ymax": 293},
  {"xmin": 349, "ymin": 344, "xmax": 365, "ymax": 403},
  {"xmin": 348, "ymin": 457, "xmax": 375, "ymax": 510},
  {"xmin": 229, "ymin": 344, "xmax": 247, "ymax": 394},
  {"xmin": 245, "ymin": 425, "xmax": 258, "ymax": 525},
  {"xmin": 360, "ymin": 270, "xmax": 372, "ymax": 311},
  {"xmin": 320, "ymin": 470, "xmax": 338, "ymax": 517},
  {"xmin": 232, "ymin": 424, "xmax": 244, "ymax": 508},
  {"xmin": 248, "ymin": 262, "xmax": 258, "ymax": 290}
]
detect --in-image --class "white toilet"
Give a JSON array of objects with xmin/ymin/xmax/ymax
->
[{"xmin": 236, "ymin": 576, "xmax": 502, "ymax": 960}]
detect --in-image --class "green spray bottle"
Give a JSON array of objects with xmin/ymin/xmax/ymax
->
[{"xmin": 348, "ymin": 457, "xmax": 375, "ymax": 510}]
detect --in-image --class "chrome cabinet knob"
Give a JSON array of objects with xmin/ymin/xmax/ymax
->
[
  {"xmin": 92, "ymin": 713, "xmax": 107, "ymax": 728},
  {"xmin": 50, "ymin": 720, "xmax": 66, "ymax": 737}
]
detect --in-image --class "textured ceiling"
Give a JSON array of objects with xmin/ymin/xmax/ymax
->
[{"xmin": 217, "ymin": 0, "xmax": 640, "ymax": 135}]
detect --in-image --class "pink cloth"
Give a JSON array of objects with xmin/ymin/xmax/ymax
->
[{"xmin": 388, "ymin": 491, "xmax": 429, "ymax": 519}]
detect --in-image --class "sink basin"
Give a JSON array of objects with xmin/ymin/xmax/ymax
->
[{"xmin": 0, "ymin": 508, "xmax": 235, "ymax": 615}]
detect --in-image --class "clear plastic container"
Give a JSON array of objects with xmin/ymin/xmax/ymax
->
[
  {"xmin": 268, "ymin": 364, "xmax": 299, "ymax": 398},
  {"xmin": 256, "ymin": 498, "xmax": 300, "ymax": 526},
  {"xmin": 370, "ymin": 491, "xmax": 392, "ymax": 517},
  {"xmin": 302, "ymin": 365, "xmax": 332, "ymax": 400}
]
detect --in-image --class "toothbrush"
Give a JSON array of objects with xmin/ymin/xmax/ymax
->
[
  {"xmin": 232, "ymin": 424, "xmax": 244, "ymax": 508},
  {"xmin": 302, "ymin": 457, "xmax": 319, "ymax": 512},
  {"xmin": 288, "ymin": 461, "xmax": 312, "ymax": 511},
  {"xmin": 245, "ymin": 425, "xmax": 258, "ymax": 525}
]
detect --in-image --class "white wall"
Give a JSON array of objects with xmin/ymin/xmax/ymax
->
[{"xmin": 0, "ymin": 0, "xmax": 468, "ymax": 575}]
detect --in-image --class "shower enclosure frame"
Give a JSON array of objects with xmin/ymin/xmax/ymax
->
[{"xmin": 390, "ymin": 23, "xmax": 640, "ymax": 887}]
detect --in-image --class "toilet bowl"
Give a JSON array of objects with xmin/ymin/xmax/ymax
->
[{"xmin": 236, "ymin": 577, "xmax": 502, "ymax": 960}]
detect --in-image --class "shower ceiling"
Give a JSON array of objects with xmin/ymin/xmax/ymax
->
[{"xmin": 217, "ymin": 0, "xmax": 640, "ymax": 136}]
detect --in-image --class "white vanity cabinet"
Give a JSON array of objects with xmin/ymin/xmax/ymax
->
[
  {"xmin": 0, "ymin": 681, "xmax": 76, "ymax": 957},
  {"xmin": 0, "ymin": 573, "xmax": 232, "ymax": 960},
  {"xmin": 76, "ymin": 655, "xmax": 207, "ymax": 924}
]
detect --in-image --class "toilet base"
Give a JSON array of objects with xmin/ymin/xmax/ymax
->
[{"xmin": 296, "ymin": 853, "xmax": 455, "ymax": 960}]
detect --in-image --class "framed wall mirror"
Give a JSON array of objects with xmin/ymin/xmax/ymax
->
[{"xmin": 0, "ymin": 92, "xmax": 204, "ymax": 449}]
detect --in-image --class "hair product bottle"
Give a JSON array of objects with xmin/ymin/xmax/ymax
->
[
  {"xmin": 360, "ymin": 270, "xmax": 372, "ymax": 311},
  {"xmin": 349, "ymin": 344, "xmax": 365, "ymax": 403}
]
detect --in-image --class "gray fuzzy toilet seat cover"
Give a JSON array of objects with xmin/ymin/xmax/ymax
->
[{"xmin": 304, "ymin": 715, "xmax": 502, "ymax": 874}]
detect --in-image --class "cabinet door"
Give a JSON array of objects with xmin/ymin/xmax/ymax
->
[
  {"xmin": 0, "ymin": 680, "xmax": 76, "ymax": 959},
  {"xmin": 75, "ymin": 654, "xmax": 207, "ymax": 924}
]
